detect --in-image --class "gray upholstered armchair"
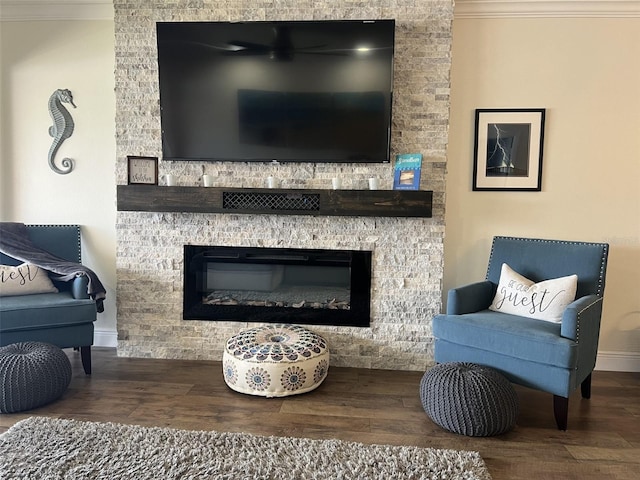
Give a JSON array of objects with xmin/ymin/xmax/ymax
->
[{"xmin": 433, "ymin": 236, "xmax": 609, "ymax": 430}]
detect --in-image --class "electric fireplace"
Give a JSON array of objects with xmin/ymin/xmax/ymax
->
[{"xmin": 183, "ymin": 245, "xmax": 372, "ymax": 327}]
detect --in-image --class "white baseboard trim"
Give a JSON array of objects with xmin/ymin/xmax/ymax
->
[
  {"xmin": 595, "ymin": 351, "xmax": 640, "ymax": 372},
  {"xmin": 92, "ymin": 329, "xmax": 639, "ymax": 372},
  {"xmin": 94, "ymin": 329, "xmax": 118, "ymax": 348}
]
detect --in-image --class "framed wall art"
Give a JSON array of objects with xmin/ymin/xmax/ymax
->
[
  {"xmin": 473, "ymin": 109, "xmax": 546, "ymax": 191},
  {"xmin": 127, "ymin": 156, "xmax": 158, "ymax": 185}
]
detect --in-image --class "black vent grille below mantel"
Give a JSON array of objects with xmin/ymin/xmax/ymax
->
[{"xmin": 223, "ymin": 191, "xmax": 320, "ymax": 211}]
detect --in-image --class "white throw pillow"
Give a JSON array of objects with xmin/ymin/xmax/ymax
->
[
  {"xmin": 0, "ymin": 263, "xmax": 58, "ymax": 297},
  {"xmin": 489, "ymin": 263, "xmax": 577, "ymax": 323}
]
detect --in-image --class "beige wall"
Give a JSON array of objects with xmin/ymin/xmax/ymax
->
[
  {"xmin": 0, "ymin": 20, "xmax": 117, "ymax": 343},
  {"xmin": 2, "ymin": 12, "xmax": 639, "ymax": 369},
  {"xmin": 447, "ymin": 17, "xmax": 640, "ymax": 370}
]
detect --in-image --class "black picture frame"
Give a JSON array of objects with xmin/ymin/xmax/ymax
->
[
  {"xmin": 127, "ymin": 156, "xmax": 158, "ymax": 185},
  {"xmin": 473, "ymin": 109, "xmax": 545, "ymax": 191}
]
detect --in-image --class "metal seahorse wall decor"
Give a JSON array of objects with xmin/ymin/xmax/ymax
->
[{"xmin": 48, "ymin": 88, "xmax": 77, "ymax": 174}]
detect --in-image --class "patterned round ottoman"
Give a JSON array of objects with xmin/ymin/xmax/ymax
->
[
  {"xmin": 223, "ymin": 324, "xmax": 329, "ymax": 398},
  {"xmin": 420, "ymin": 362, "xmax": 518, "ymax": 436},
  {"xmin": 0, "ymin": 342, "xmax": 72, "ymax": 413}
]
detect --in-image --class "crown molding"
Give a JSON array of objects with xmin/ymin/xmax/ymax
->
[
  {"xmin": 455, "ymin": 0, "xmax": 640, "ymax": 18},
  {"xmin": 0, "ymin": 1, "xmax": 113, "ymax": 21},
  {"xmin": 1, "ymin": 1, "xmax": 638, "ymax": 21}
]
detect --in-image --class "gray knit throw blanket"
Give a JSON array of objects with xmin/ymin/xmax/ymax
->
[{"xmin": 0, "ymin": 222, "xmax": 105, "ymax": 312}]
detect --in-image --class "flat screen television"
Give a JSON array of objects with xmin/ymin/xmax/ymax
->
[{"xmin": 156, "ymin": 20, "xmax": 395, "ymax": 163}]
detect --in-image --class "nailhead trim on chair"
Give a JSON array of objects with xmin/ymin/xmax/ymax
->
[
  {"xmin": 29, "ymin": 224, "xmax": 82, "ymax": 262},
  {"xmin": 0, "ymin": 342, "xmax": 72, "ymax": 413},
  {"xmin": 487, "ymin": 237, "xmax": 608, "ymax": 297}
]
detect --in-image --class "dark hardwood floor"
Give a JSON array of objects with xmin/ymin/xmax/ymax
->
[{"xmin": 1, "ymin": 347, "xmax": 638, "ymax": 479}]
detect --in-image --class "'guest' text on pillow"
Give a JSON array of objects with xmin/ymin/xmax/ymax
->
[
  {"xmin": 0, "ymin": 263, "xmax": 59, "ymax": 297},
  {"xmin": 489, "ymin": 263, "xmax": 577, "ymax": 323}
]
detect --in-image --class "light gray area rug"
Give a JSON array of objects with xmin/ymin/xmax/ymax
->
[{"xmin": 0, "ymin": 417, "xmax": 492, "ymax": 480}]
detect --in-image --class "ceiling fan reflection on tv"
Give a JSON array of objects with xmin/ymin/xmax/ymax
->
[{"xmin": 225, "ymin": 26, "xmax": 345, "ymax": 61}]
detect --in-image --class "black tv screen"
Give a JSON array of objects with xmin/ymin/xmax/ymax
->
[{"xmin": 156, "ymin": 20, "xmax": 395, "ymax": 163}]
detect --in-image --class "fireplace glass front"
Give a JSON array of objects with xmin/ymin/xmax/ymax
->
[{"xmin": 183, "ymin": 245, "xmax": 372, "ymax": 327}]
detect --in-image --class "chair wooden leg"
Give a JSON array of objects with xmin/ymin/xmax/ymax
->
[
  {"xmin": 80, "ymin": 346, "xmax": 92, "ymax": 375},
  {"xmin": 553, "ymin": 395, "xmax": 569, "ymax": 430},
  {"xmin": 581, "ymin": 373, "xmax": 592, "ymax": 399}
]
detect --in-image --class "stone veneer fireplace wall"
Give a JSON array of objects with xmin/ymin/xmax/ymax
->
[{"xmin": 114, "ymin": 0, "xmax": 453, "ymax": 371}]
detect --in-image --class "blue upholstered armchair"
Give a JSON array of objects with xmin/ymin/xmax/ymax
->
[
  {"xmin": 0, "ymin": 225, "xmax": 97, "ymax": 374},
  {"xmin": 433, "ymin": 236, "xmax": 609, "ymax": 430}
]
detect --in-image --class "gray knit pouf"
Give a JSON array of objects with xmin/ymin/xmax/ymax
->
[
  {"xmin": 420, "ymin": 362, "xmax": 518, "ymax": 436},
  {"xmin": 0, "ymin": 342, "xmax": 72, "ymax": 413}
]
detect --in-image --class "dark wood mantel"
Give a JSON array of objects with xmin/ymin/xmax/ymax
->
[{"xmin": 117, "ymin": 185, "xmax": 432, "ymax": 218}]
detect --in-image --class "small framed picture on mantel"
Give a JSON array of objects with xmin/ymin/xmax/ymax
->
[{"xmin": 127, "ymin": 156, "xmax": 158, "ymax": 185}]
